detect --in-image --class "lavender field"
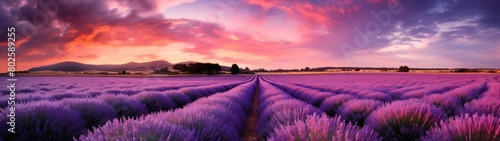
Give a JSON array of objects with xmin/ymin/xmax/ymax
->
[{"xmin": 1, "ymin": 73, "xmax": 500, "ymax": 141}]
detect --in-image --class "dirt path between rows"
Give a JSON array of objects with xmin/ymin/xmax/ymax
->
[{"xmin": 242, "ymin": 86, "xmax": 260, "ymax": 141}]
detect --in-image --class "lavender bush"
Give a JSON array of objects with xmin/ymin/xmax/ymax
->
[
  {"xmin": 337, "ymin": 99, "xmax": 383, "ymax": 126},
  {"xmin": 79, "ymin": 117, "xmax": 197, "ymax": 140},
  {"xmin": 464, "ymin": 98, "xmax": 500, "ymax": 117},
  {"xmin": 163, "ymin": 90, "xmax": 192, "ymax": 107},
  {"xmin": 258, "ymin": 99, "xmax": 322, "ymax": 138},
  {"xmin": 62, "ymin": 98, "xmax": 117, "ymax": 129},
  {"xmin": 97, "ymin": 94, "xmax": 147, "ymax": 118},
  {"xmin": 320, "ymin": 94, "xmax": 357, "ymax": 116},
  {"xmin": 422, "ymin": 114, "xmax": 500, "ymax": 141},
  {"xmin": 366, "ymin": 99, "xmax": 447, "ymax": 141},
  {"xmin": 133, "ymin": 92, "xmax": 177, "ymax": 112},
  {"xmin": 442, "ymin": 82, "xmax": 487, "ymax": 104},
  {"xmin": 268, "ymin": 114, "xmax": 381, "ymax": 141},
  {"xmin": 422, "ymin": 94, "xmax": 463, "ymax": 117},
  {"xmin": 0, "ymin": 101, "xmax": 86, "ymax": 140}
]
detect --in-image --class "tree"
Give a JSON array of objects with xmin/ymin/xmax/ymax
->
[
  {"xmin": 398, "ymin": 65, "xmax": 410, "ymax": 72},
  {"xmin": 186, "ymin": 63, "xmax": 222, "ymax": 74},
  {"xmin": 172, "ymin": 64, "xmax": 189, "ymax": 72},
  {"xmin": 244, "ymin": 67, "xmax": 250, "ymax": 72},
  {"xmin": 121, "ymin": 70, "xmax": 127, "ymax": 74},
  {"xmin": 231, "ymin": 64, "xmax": 240, "ymax": 74},
  {"xmin": 153, "ymin": 67, "xmax": 169, "ymax": 74},
  {"xmin": 304, "ymin": 67, "xmax": 311, "ymax": 71}
]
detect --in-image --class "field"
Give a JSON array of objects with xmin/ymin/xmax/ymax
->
[{"xmin": 1, "ymin": 73, "xmax": 500, "ymax": 140}]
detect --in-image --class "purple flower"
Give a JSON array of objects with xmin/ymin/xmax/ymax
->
[
  {"xmin": 481, "ymin": 82, "xmax": 500, "ymax": 99},
  {"xmin": 308, "ymin": 92, "xmax": 334, "ymax": 107},
  {"xmin": 163, "ymin": 90, "xmax": 192, "ymax": 107},
  {"xmin": 366, "ymin": 99, "xmax": 447, "ymax": 141},
  {"xmin": 62, "ymin": 98, "xmax": 117, "ymax": 129},
  {"xmin": 0, "ymin": 101, "xmax": 86, "ymax": 140},
  {"xmin": 258, "ymin": 99, "xmax": 322, "ymax": 138},
  {"xmin": 80, "ymin": 116, "xmax": 198, "ymax": 140},
  {"xmin": 337, "ymin": 99, "xmax": 383, "ymax": 126},
  {"xmin": 422, "ymin": 94, "xmax": 463, "ymax": 117},
  {"xmin": 422, "ymin": 114, "xmax": 500, "ymax": 141},
  {"xmin": 464, "ymin": 98, "xmax": 500, "ymax": 117},
  {"xmin": 133, "ymin": 91, "xmax": 177, "ymax": 112},
  {"xmin": 355, "ymin": 91, "xmax": 393, "ymax": 102},
  {"xmin": 442, "ymin": 82, "xmax": 487, "ymax": 104},
  {"xmin": 97, "ymin": 94, "xmax": 147, "ymax": 118},
  {"xmin": 268, "ymin": 114, "xmax": 381, "ymax": 141},
  {"xmin": 320, "ymin": 94, "xmax": 357, "ymax": 116}
]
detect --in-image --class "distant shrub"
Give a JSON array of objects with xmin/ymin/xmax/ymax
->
[
  {"xmin": 366, "ymin": 99, "xmax": 447, "ymax": 141},
  {"xmin": 464, "ymin": 98, "xmax": 500, "ymax": 117},
  {"xmin": 268, "ymin": 114, "xmax": 380, "ymax": 141},
  {"xmin": 422, "ymin": 94, "xmax": 463, "ymax": 117},
  {"xmin": 133, "ymin": 92, "xmax": 177, "ymax": 113},
  {"xmin": 62, "ymin": 98, "xmax": 117, "ymax": 129},
  {"xmin": 97, "ymin": 94, "xmax": 147, "ymax": 118},
  {"xmin": 338, "ymin": 99, "xmax": 383, "ymax": 126},
  {"xmin": 320, "ymin": 94, "xmax": 357, "ymax": 116},
  {"xmin": 80, "ymin": 117, "xmax": 197, "ymax": 140},
  {"xmin": 163, "ymin": 90, "xmax": 192, "ymax": 107},
  {"xmin": 422, "ymin": 114, "xmax": 500, "ymax": 141},
  {"xmin": 0, "ymin": 101, "xmax": 86, "ymax": 140}
]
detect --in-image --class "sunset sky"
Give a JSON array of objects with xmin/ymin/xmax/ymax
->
[{"xmin": 1, "ymin": 0, "xmax": 499, "ymax": 70}]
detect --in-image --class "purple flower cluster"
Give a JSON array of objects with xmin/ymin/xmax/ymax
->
[
  {"xmin": 257, "ymin": 80, "xmax": 323, "ymax": 138},
  {"xmin": 337, "ymin": 99, "xmax": 383, "ymax": 126},
  {"xmin": 132, "ymin": 91, "xmax": 177, "ymax": 112},
  {"xmin": 422, "ymin": 94, "xmax": 463, "ymax": 117},
  {"xmin": 366, "ymin": 99, "xmax": 447, "ymax": 140},
  {"xmin": 442, "ymin": 82, "xmax": 488, "ymax": 104},
  {"xmin": 423, "ymin": 114, "xmax": 500, "ymax": 141},
  {"xmin": 464, "ymin": 98, "xmax": 500, "ymax": 117},
  {"xmin": 178, "ymin": 81, "xmax": 243, "ymax": 101},
  {"xmin": 79, "ymin": 117, "xmax": 198, "ymax": 141},
  {"xmin": 61, "ymin": 98, "xmax": 117, "ymax": 129},
  {"xmin": 320, "ymin": 94, "xmax": 357, "ymax": 116},
  {"xmin": 0, "ymin": 101, "xmax": 86, "ymax": 140},
  {"xmin": 268, "ymin": 114, "xmax": 380, "ymax": 141},
  {"xmin": 97, "ymin": 94, "xmax": 148, "ymax": 118}
]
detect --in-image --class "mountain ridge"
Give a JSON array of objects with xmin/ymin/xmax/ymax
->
[{"xmin": 27, "ymin": 60, "xmax": 230, "ymax": 72}]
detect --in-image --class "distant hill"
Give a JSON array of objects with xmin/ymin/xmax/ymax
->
[
  {"xmin": 28, "ymin": 60, "xmax": 173, "ymax": 72},
  {"xmin": 28, "ymin": 60, "xmax": 232, "ymax": 72}
]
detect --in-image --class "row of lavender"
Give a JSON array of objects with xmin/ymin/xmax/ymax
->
[
  {"xmin": 257, "ymin": 79, "xmax": 380, "ymax": 140},
  {"xmin": 0, "ymin": 75, "xmax": 253, "ymax": 108},
  {"xmin": 261, "ymin": 74, "xmax": 500, "ymax": 140},
  {"xmin": 0, "ymin": 76, "xmax": 253, "ymax": 140},
  {"xmin": 79, "ymin": 77, "xmax": 258, "ymax": 140}
]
